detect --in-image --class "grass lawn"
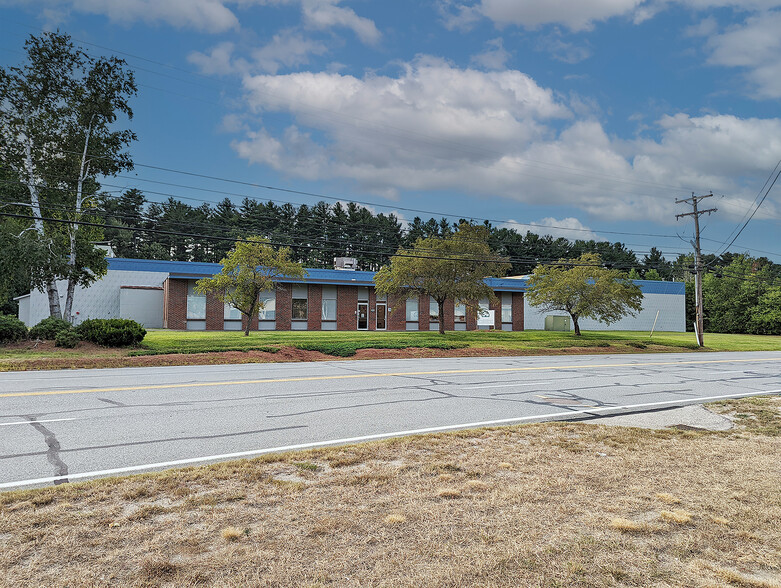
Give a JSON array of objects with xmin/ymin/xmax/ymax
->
[
  {"xmin": 1, "ymin": 396, "xmax": 779, "ymax": 587},
  {"xmin": 137, "ymin": 328, "xmax": 781, "ymax": 354},
  {"xmin": 1, "ymin": 330, "xmax": 780, "ymax": 371}
]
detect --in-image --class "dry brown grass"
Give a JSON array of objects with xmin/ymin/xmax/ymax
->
[
  {"xmin": 383, "ymin": 514, "xmax": 407, "ymax": 525},
  {"xmin": 1, "ymin": 415, "xmax": 780, "ymax": 587},
  {"xmin": 609, "ymin": 517, "xmax": 652, "ymax": 533},
  {"xmin": 655, "ymin": 492, "xmax": 681, "ymax": 504},
  {"xmin": 221, "ymin": 527, "xmax": 244, "ymax": 542},
  {"xmin": 660, "ymin": 509, "xmax": 693, "ymax": 524}
]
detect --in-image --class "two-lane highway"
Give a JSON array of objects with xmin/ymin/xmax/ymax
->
[{"xmin": 1, "ymin": 351, "xmax": 779, "ymax": 489}]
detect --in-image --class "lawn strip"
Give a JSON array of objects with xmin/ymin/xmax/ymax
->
[
  {"xmin": 6, "ymin": 330, "xmax": 780, "ymax": 371},
  {"xmin": 1, "ymin": 397, "xmax": 779, "ymax": 587}
]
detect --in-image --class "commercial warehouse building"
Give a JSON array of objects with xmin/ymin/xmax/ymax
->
[{"xmin": 16, "ymin": 257, "xmax": 686, "ymax": 332}]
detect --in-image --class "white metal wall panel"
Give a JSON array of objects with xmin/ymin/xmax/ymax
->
[
  {"xmin": 524, "ymin": 291, "xmax": 686, "ymax": 332},
  {"xmin": 25, "ymin": 270, "xmax": 167, "ymax": 326},
  {"xmin": 119, "ymin": 288, "xmax": 164, "ymax": 328}
]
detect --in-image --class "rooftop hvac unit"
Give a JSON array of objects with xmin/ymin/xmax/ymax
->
[{"xmin": 334, "ymin": 257, "xmax": 358, "ymax": 271}]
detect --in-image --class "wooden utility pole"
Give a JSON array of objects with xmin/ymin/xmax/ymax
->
[{"xmin": 676, "ymin": 193, "xmax": 717, "ymax": 347}]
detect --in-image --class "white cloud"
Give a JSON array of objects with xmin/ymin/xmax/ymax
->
[
  {"xmin": 502, "ymin": 217, "xmax": 601, "ymax": 240},
  {"xmin": 301, "ymin": 0, "xmax": 381, "ymax": 44},
  {"xmin": 438, "ymin": 0, "xmax": 483, "ymax": 30},
  {"xmin": 704, "ymin": 10, "xmax": 781, "ymax": 99},
  {"xmin": 188, "ymin": 42, "xmax": 248, "ymax": 75},
  {"xmin": 14, "ymin": 0, "xmax": 381, "ymax": 38},
  {"xmin": 188, "ymin": 31, "xmax": 328, "ymax": 76},
  {"xmin": 237, "ymin": 0, "xmax": 381, "ymax": 44},
  {"xmin": 58, "ymin": 0, "xmax": 239, "ymax": 32},
  {"xmin": 470, "ymin": 38, "xmax": 511, "ymax": 70},
  {"xmin": 442, "ymin": 0, "xmax": 781, "ymax": 31},
  {"xmin": 536, "ymin": 31, "xmax": 591, "ymax": 63},
  {"xmin": 229, "ymin": 56, "xmax": 781, "ymax": 224},
  {"xmin": 466, "ymin": 0, "xmax": 644, "ymax": 31},
  {"xmin": 252, "ymin": 30, "xmax": 328, "ymax": 73}
]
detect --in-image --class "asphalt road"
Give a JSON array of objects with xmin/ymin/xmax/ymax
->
[{"xmin": 1, "ymin": 351, "xmax": 780, "ymax": 489}]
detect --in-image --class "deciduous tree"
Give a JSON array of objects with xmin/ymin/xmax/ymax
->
[
  {"xmin": 374, "ymin": 223, "xmax": 511, "ymax": 334},
  {"xmin": 195, "ymin": 237, "xmax": 306, "ymax": 336},
  {"xmin": 526, "ymin": 253, "xmax": 643, "ymax": 336}
]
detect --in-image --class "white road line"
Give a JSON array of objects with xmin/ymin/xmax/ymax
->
[
  {"xmin": 461, "ymin": 382, "xmax": 551, "ymax": 390},
  {"xmin": 1, "ymin": 389, "xmax": 779, "ymax": 490},
  {"xmin": 0, "ymin": 417, "xmax": 77, "ymax": 427}
]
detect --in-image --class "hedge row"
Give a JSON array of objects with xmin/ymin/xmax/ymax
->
[{"xmin": 0, "ymin": 315, "xmax": 146, "ymax": 347}]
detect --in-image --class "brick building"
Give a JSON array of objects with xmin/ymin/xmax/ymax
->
[{"xmin": 16, "ymin": 257, "xmax": 687, "ymax": 332}]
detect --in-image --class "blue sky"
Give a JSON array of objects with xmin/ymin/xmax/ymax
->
[{"xmin": 1, "ymin": 0, "xmax": 780, "ymax": 262}]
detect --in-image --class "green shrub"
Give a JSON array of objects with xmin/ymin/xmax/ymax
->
[
  {"xmin": 76, "ymin": 318, "xmax": 146, "ymax": 347},
  {"xmin": 295, "ymin": 342, "xmax": 358, "ymax": 356},
  {"xmin": 54, "ymin": 330, "xmax": 80, "ymax": 348},
  {"xmin": 29, "ymin": 317, "xmax": 73, "ymax": 340},
  {"xmin": 0, "ymin": 314, "xmax": 28, "ymax": 344},
  {"xmin": 294, "ymin": 340, "xmax": 468, "ymax": 357}
]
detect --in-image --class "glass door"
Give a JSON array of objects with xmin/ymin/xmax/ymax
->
[
  {"xmin": 357, "ymin": 302, "xmax": 369, "ymax": 330},
  {"xmin": 376, "ymin": 303, "xmax": 387, "ymax": 330}
]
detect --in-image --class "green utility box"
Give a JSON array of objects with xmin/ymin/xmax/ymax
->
[{"xmin": 544, "ymin": 315, "xmax": 571, "ymax": 331}]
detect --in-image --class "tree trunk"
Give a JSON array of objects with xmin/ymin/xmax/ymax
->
[
  {"xmin": 46, "ymin": 282, "xmax": 62, "ymax": 320},
  {"xmin": 572, "ymin": 315, "xmax": 581, "ymax": 336},
  {"xmin": 63, "ymin": 279, "xmax": 76, "ymax": 323},
  {"xmin": 438, "ymin": 299, "xmax": 446, "ymax": 335},
  {"xmin": 244, "ymin": 301, "xmax": 257, "ymax": 336},
  {"xmin": 23, "ymin": 127, "xmax": 62, "ymax": 318},
  {"xmin": 64, "ymin": 122, "xmax": 93, "ymax": 323}
]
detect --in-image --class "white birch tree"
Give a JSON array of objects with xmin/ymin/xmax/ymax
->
[{"xmin": 0, "ymin": 32, "xmax": 136, "ymax": 320}]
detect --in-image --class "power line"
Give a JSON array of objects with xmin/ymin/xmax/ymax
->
[
  {"xmin": 1, "ymin": 209, "xmax": 696, "ymax": 274},
  {"xmin": 4, "ymin": 141, "xmax": 683, "ymax": 241},
  {"xmin": 706, "ymin": 159, "xmax": 781, "ymax": 262},
  {"xmin": 0, "ymin": 177, "xmax": 690, "ymax": 258}
]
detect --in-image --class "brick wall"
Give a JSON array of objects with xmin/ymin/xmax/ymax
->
[
  {"xmin": 205, "ymin": 292, "xmax": 223, "ymax": 330},
  {"xmin": 388, "ymin": 293, "xmax": 405, "ymax": 331},
  {"xmin": 337, "ymin": 285, "xmax": 358, "ymax": 330},
  {"xmin": 418, "ymin": 294, "xmax": 430, "ymax": 331},
  {"xmin": 512, "ymin": 292, "xmax": 524, "ymax": 331},
  {"xmin": 442, "ymin": 298, "xmax": 455, "ymax": 331},
  {"xmin": 164, "ymin": 278, "xmax": 187, "ymax": 330},
  {"xmin": 275, "ymin": 284, "xmax": 292, "ymax": 331},
  {"xmin": 368, "ymin": 288, "xmax": 376, "ymax": 331},
  {"xmin": 308, "ymin": 284, "xmax": 322, "ymax": 330}
]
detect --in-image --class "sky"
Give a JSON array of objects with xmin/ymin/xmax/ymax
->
[{"xmin": 1, "ymin": 0, "xmax": 780, "ymax": 262}]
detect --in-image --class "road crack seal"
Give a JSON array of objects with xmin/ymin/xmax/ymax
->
[{"xmin": 26, "ymin": 417, "xmax": 69, "ymax": 484}]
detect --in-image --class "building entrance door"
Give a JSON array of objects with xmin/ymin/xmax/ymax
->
[
  {"xmin": 376, "ymin": 303, "xmax": 387, "ymax": 330},
  {"xmin": 357, "ymin": 302, "xmax": 369, "ymax": 330}
]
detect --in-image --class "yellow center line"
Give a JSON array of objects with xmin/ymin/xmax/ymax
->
[{"xmin": 1, "ymin": 357, "xmax": 778, "ymax": 399}]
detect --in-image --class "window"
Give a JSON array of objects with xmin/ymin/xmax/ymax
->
[
  {"xmin": 501, "ymin": 293, "xmax": 513, "ymax": 323},
  {"xmin": 375, "ymin": 291, "xmax": 387, "ymax": 302},
  {"xmin": 405, "ymin": 297, "xmax": 418, "ymax": 321},
  {"xmin": 358, "ymin": 287, "xmax": 369, "ymax": 301},
  {"xmin": 259, "ymin": 290, "xmax": 276, "ymax": 320},
  {"xmin": 224, "ymin": 303, "xmax": 242, "ymax": 320},
  {"xmin": 292, "ymin": 285, "xmax": 308, "ymax": 320},
  {"xmin": 429, "ymin": 300, "xmax": 439, "ymax": 322},
  {"xmin": 454, "ymin": 303, "xmax": 466, "ymax": 323},
  {"xmin": 322, "ymin": 286, "xmax": 337, "ymax": 321},
  {"xmin": 186, "ymin": 280, "xmax": 206, "ymax": 320}
]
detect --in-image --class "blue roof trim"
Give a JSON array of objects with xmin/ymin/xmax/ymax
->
[
  {"xmin": 105, "ymin": 258, "xmax": 684, "ymax": 295},
  {"xmin": 632, "ymin": 280, "xmax": 686, "ymax": 295}
]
